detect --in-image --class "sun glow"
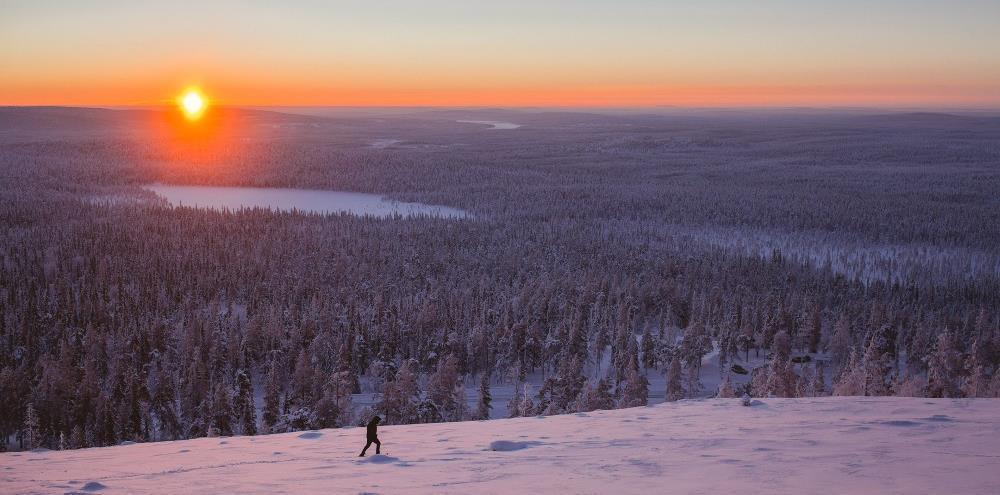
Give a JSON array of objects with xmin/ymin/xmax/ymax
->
[{"xmin": 177, "ymin": 88, "xmax": 207, "ymax": 120}]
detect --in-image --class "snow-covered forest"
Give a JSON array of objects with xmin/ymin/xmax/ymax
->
[{"xmin": 2, "ymin": 107, "xmax": 999, "ymax": 452}]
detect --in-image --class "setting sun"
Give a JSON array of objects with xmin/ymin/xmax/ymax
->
[{"xmin": 178, "ymin": 89, "xmax": 207, "ymax": 120}]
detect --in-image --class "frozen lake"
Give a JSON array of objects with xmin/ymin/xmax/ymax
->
[
  {"xmin": 457, "ymin": 119, "xmax": 522, "ymax": 130},
  {"xmin": 145, "ymin": 184, "xmax": 469, "ymax": 218}
]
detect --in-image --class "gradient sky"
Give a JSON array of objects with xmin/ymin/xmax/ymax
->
[{"xmin": 2, "ymin": 0, "xmax": 999, "ymax": 107}]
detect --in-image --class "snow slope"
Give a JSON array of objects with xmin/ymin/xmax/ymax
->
[{"xmin": 4, "ymin": 398, "xmax": 999, "ymax": 494}]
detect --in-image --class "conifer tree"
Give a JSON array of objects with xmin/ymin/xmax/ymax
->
[
  {"xmin": 549, "ymin": 355, "xmax": 586, "ymax": 413},
  {"xmin": 717, "ymin": 373, "xmax": 736, "ymax": 398},
  {"xmin": 812, "ymin": 361, "xmax": 826, "ymax": 396},
  {"xmin": 376, "ymin": 360, "xmax": 421, "ymax": 424},
  {"xmin": 261, "ymin": 362, "xmax": 282, "ymax": 433},
  {"xmin": 862, "ymin": 334, "xmax": 891, "ymax": 396},
  {"xmin": 311, "ymin": 370, "xmax": 355, "ymax": 428},
  {"xmin": 894, "ymin": 374, "xmax": 927, "ymax": 397},
  {"xmin": 807, "ymin": 304, "xmax": 822, "ymax": 354},
  {"xmin": 961, "ymin": 340, "xmax": 989, "ymax": 398},
  {"xmin": 476, "ymin": 373, "xmax": 492, "ymax": 420},
  {"xmin": 519, "ymin": 384, "xmax": 535, "ymax": 416},
  {"xmin": 507, "ymin": 382, "xmax": 523, "ymax": 418},
  {"xmin": 591, "ymin": 377, "xmax": 616, "ymax": 410},
  {"xmin": 232, "ymin": 370, "xmax": 257, "ymax": 435},
  {"xmin": 927, "ymin": 333, "xmax": 961, "ymax": 398},
  {"xmin": 765, "ymin": 331, "xmax": 797, "ymax": 397},
  {"xmin": 72, "ymin": 425, "xmax": 86, "ymax": 450},
  {"xmin": 829, "ymin": 314, "xmax": 852, "ymax": 372},
  {"xmin": 640, "ymin": 325, "xmax": 656, "ymax": 370},
  {"xmin": 718, "ymin": 332, "xmax": 730, "ymax": 379},
  {"xmin": 23, "ymin": 404, "xmax": 40, "ymax": 450},
  {"xmin": 833, "ymin": 348, "xmax": 865, "ymax": 396},
  {"xmin": 679, "ymin": 319, "xmax": 712, "ymax": 382},
  {"xmin": 620, "ymin": 354, "xmax": 649, "ymax": 408},
  {"xmin": 575, "ymin": 377, "xmax": 617, "ymax": 412},
  {"xmin": 665, "ymin": 356, "xmax": 684, "ymax": 402},
  {"xmin": 210, "ymin": 383, "xmax": 233, "ymax": 437},
  {"xmin": 988, "ymin": 371, "xmax": 1000, "ymax": 398},
  {"xmin": 428, "ymin": 355, "xmax": 464, "ymax": 421},
  {"xmin": 290, "ymin": 349, "xmax": 316, "ymax": 408}
]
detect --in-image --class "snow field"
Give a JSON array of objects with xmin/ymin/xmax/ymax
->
[{"xmin": 4, "ymin": 397, "xmax": 999, "ymax": 494}]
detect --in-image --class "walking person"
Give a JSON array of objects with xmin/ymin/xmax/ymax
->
[{"xmin": 359, "ymin": 416, "xmax": 382, "ymax": 456}]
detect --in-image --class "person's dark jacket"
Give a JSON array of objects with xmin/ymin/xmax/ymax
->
[{"xmin": 366, "ymin": 418, "xmax": 379, "ymax": 440}]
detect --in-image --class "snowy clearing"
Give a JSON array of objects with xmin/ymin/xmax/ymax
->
[
  {"xmin": 144, "ymin": 184, "xmax": 470, "ymax": 218},
  {"xmin": 4, "ymin": 397, "xmax": 999, "ymax": 495},
  {"xmin": 369, "ymin": 138, "xmax": 401, "ymax": 149},
  {"xmin": 456, "ymin": 119, "xmax": 522, "ymax": 129}
]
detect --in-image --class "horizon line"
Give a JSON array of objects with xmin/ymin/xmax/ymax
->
[{"xmin": 4, "ymin": 103, "xmax": 1000, "ymax": 113}]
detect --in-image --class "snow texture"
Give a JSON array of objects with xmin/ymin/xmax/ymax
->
[{"xmin": 4, "ymin": 397, "xmax": 999, "ymax": 494}]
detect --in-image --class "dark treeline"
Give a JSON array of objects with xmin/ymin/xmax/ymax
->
[{"xmin": 2, "ymin": 108, "xmax": 999, "ymax": 451}]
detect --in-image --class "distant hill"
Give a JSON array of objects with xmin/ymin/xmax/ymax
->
[
  {"xmin": 0, "ymin": 106, "xmax": 329, "ymax": 135},
  {"xmin": 0, "ymin": 106, "xmax": 151, "ymax": 130},
  {"xmin": 847, "ymin": 111, "xmax": 1000, "ymax": 127}
]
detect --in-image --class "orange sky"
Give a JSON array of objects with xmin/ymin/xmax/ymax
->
[{"xmin": 2, "ymin": 1, "xmax": 999, "ymax": 108}]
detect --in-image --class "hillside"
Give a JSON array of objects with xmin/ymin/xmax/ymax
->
[{"xmin": 4, "ymin": 397, "xmax": 999, "ymax": 494}]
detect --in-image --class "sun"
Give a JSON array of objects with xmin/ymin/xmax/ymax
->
[{"xmin": 177, "ymin": 88, "xmax": 207, "ymax": 120}]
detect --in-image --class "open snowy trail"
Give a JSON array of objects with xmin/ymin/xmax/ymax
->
[{"xmin": 4, "ymin": 397, "xmax": 999, "ymax": 494}]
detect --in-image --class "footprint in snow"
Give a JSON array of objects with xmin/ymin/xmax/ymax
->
[
  {"xmin": 81, "ymin": 481, "xmax": 107, "ymax": 491},
  {"xmin": 489, "ymin": 440, "xmax": 541, "ymax": 452},
  {"xmin": 298, "ymin": 431, "xmax": 323, "ymax": 439},
  {"xmin": 882, "ymin": 420, "xmax": 921, "ymax": 427},
  {"xmin": 924, "ymin": 415, "xmax": 954, "ymax": 422}
]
